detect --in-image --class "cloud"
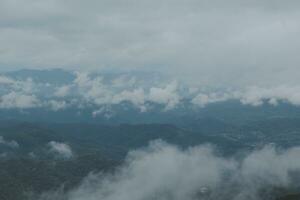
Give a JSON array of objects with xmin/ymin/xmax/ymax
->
[
  {"xmin": 0, "ymin": 75, "xmax": 35, "ymax": 93},
  {"xmin": 192, "ymin": 92, "xmax": 231, "ymax": 107},
  {"xmin": 0, "ymin": 0, "xmax": 300, "ymax": 87},
  {"xmin": 0, "ymin": 136, "xmax": 19, "ymax": 148},
  {"xmin": 0, "ymin": 76, "xmax": 15, "ymax": 85},
  {"xmin": 3, "ymin": 70, "xmax": 300, "ymax": 111},
  {"xmin": 0, "ymin": 75, "xmax": 43, "ymax": 109},
  {"xmin": 238, "ymin": 86, "xmax": 300, "ymax": 106},
  {"xmin": 92, "ymin": 107, "xmax": 114, "ymax": 119},
  {"xmin": 36, "ymin": 141, "xmax": 300, "ymax": 200},
  {"xmin": 0, "ymin": 91, "xmax": 40, "ymax": 109},
  {"xmin": 48, "ymin": 141, "xmax": 73, "ymax": 159},
  {"xmin": 73, "ymin": 72, "xmax": 180, "ymax": 110},
  {"xmin": 191, "ymin": 86, "xmax": 300, "ymax": 107},
  {"xmin": 54, "ymin": 85, "xmax": 71, "ymax": 97},
  {"xmin": 148, "ymin": 81, "xmax": 180, "ymax": 110},
  {"xmin": 111, "ymin": 88, "xmax": 147, "ymax": 111},
  {"xmin": 47, "ymin": 100, "xmax": 68, "ymax": 111}
]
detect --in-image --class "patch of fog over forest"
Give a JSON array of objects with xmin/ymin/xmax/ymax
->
[{"xmin": 34, "ymin": 141, "xmax": 300, "ymax": 200}]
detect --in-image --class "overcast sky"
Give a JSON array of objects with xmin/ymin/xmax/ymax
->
[{"xmin": 0, "ymin": 0, "xmax": 300, "ymax": 87}]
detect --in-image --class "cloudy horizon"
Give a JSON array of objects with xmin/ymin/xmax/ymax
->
[
  {"xmin": 1, "ymin": 0, "xmax": 300, "ymax": 87},
  {"xmin": 2, "ymin": 69, "xmax": 300, "ymax": 113},
  {"xmin": 2, "ymin": 2, "xmax": 300, "ymax": 199}
]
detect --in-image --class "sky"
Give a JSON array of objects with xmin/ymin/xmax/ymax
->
[{"xmin": 0, "ymin": 0, "xmax": 300, "ymax": 87}]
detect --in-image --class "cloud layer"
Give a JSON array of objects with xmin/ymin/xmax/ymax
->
[
  {"xmin": 36, "ymin": 141, "xmax": 300, "ymax": 200},
  {"xmin": 0, "ymin": 0, "xmax": 300, "ymax": 86},
  {"xmin": 2, "ymin": 71, "xmax": 300, "ymax": 113}
]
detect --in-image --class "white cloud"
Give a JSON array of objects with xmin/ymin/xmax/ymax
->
[
  {"xmin": 112, "ymin": 88, "xmax": 147, "ymax": 111},
  {"xmin": 37, "ymin": 141, "xmax": 300, "ymax": 200},
  {"xmin": 74, "ymin": 72, "xmax": 113, "ymax": 105},
  {"xmin": 0, "ymin": 75, "xmax": 35, "ymax": 94},
  {"xmin": 14, "ymin": 78, "xmax": 35, "ymax": 94},
  {"xmin": 0, "ymin": 76, "xmax": 15, "ymax": 85},
  {"xmin": 92, "ymin": 107, "xmax": 114, "ymax": 119},
  {"xmin": 0, "ymin": 136, "xmax": 19, "ymax": 148},
  {"xmin": 72, "ymin": 72, "xmax": 180, "ymax": 111},
  {"xmin": 191, "ymin": 86, "xmax": 300, "ymax": 107},
  {"xmin": 3, "ymin": 70, "xmax": 300, "ymax": 111},
  {"xmin": 54, "ymin": 85, "xmax": 71, "ymax": 97},
  {"xmin": 48, "ymin": 141, "xmax": 73, "ymax": 159},
  {"xmin": 47, "ymin": 100, "xmax": 68, "ymax": 111},
  {"xmin": 192, "ymin": 93, "xmax": 231, "ymax": 107},
  {"xmin": 0, "ymin": 91, "xmax": 40, "ymax": 109},
  {"xmin": 148, "ymin": 81, "xmax": 180, "ymax": 110},
  {"xmin": 239, "ymin": 86, "xmax": 300, "ymax": 106}
]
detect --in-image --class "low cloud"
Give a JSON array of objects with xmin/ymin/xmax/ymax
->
[
  {"xmin": 238, "ymin": 86, "xmax": 300, "ymax": 106},
  {"xmin": 148, "ymin": 81, "xmax": 180, "ymax": 110},
  {"xmin": 0, "ymin": 75, "xmax": 41, "ymax": 109},
  {"xmin": 0, "ymin": 136, "xmax": 19, "ymax": 148},
  {"xmin": 73, "ymin": 72, "xmax": 180, "ymax": 110},
  {"xmin": 191, "ymin": 92, "xmax": 232, "ymax": 107},
  {"xmin": 0, "ymin": 76, "xmax": 15, "ymax": 85},
  {"xmin": 3, "ymin": 71, "xmax": 300, "ymax": 112},
  {"xmin": 48, "ymin": 141, "xmax": 73, "ymax": 159},
  {"xmin": 192, "ymin": 86, "xmax": 300, "ymax": 107},
  {"xmin": 92, "ymin": 107, "xmax": 114, "ymax": 119},
  {"xmin": 54, "ymin": 85, "xmax": 71, "ymax": 97},
  {"xmin": 0, "ymin": 91, "xmax": 40, "ymax": 109},
  {"xmin": 47, "ymin": 100, "xmax": 68, "ymax": 111},
  {"xmin": 37, "ymin": 141, "xmax": 300, "ymax": 200}
]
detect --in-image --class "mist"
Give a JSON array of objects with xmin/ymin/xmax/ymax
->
[
  {"xmin": 34, "ymin": 141, "xmax": 300, "ymax": 200},
  {"xmin": 1, "ymin": 0, "xmax": 300, "ymax": 87}
]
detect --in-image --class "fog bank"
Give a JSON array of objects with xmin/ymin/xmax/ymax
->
[{"xmin": 35, "ymin": 141, "xmax": 300, "ymax": 200}]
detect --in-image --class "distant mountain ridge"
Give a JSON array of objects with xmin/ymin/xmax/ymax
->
[{"xmin": 4, "ymin": 68, "xmax": 76, "ymax": 84}]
